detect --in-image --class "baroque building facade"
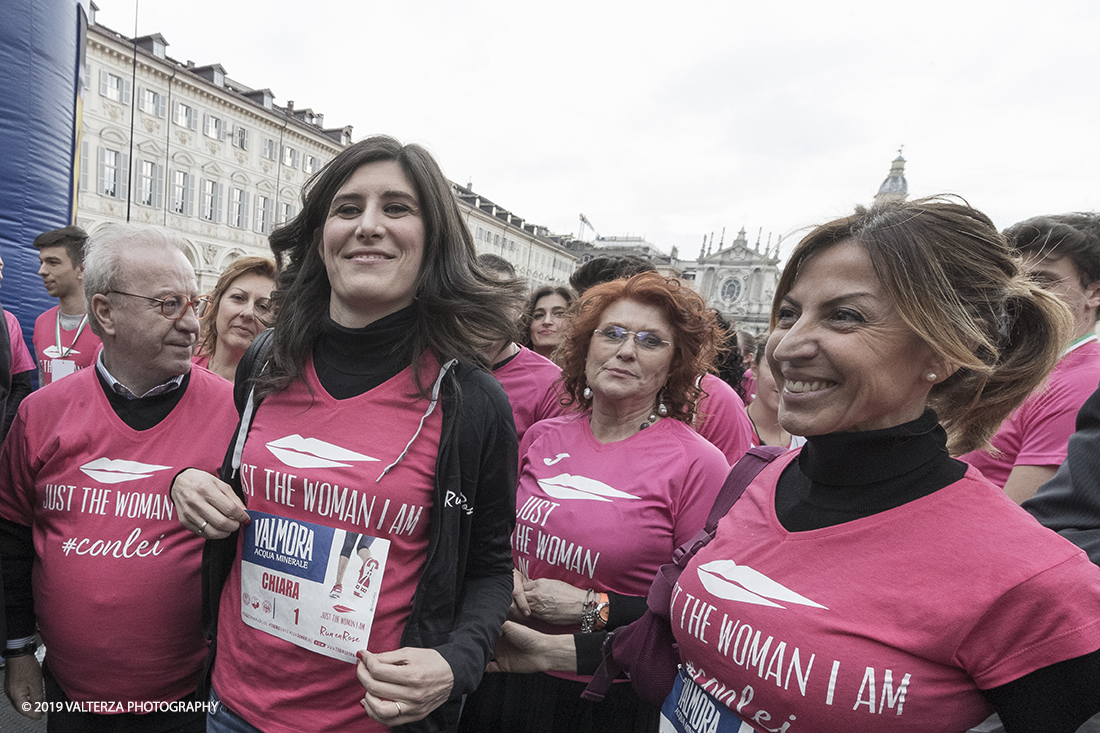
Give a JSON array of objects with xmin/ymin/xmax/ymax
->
[
  {"xmin": 677, "ymin": 228, "xmax": 780, "ymax": 334},
  {"xmin": 78, "ymin": 10, "xmax": 576, "ymax": 291},
  {"xmin": 79, "ymin": 14, "xmax": 352, "ymax": 290}
]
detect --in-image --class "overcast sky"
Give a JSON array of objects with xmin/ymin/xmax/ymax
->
[{"xmin": 93, "ymin": 0, "xmax": 1100, "ymax": 261}]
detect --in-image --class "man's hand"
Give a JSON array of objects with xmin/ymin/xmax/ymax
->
[
  {"xmin": 4, "ymin": 654, "xmax": 44, "ymax": 720},
  {"xmin": 171, "ymin": 468, "xmax": 250, "ymax": 539},
  {"xmin": 357, "ymin": 647, "xmax": 454, "ymax": 725}
]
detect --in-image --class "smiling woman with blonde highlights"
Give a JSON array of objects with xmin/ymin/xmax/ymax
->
[{"xmin": 666, "ymin": 197, "xmax": 1100, "ymax": 732}]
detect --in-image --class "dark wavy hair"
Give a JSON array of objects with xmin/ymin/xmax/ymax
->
[
  {"xmin": 199, "ymin": 256, "xmax": 276, "ymax": 359},
  {"xmin": 557, "ymin": 272, "xmax": 723, "ymax": 424},
  {"xmin": 518, "ymin": 285, "xmax": 576, "ymax": 350},
  {"xmin": 1006, "ymin": 214, "xmax": 1100, "ymax": 288},
  {"xmin": 712, "ymin": 311, "xmax": 748, "ymax": 402},
  {"xmin": 773, "ymin": 196, "xmax": 1072, "ymax": 455},
  {"xmin": 256, "ymin": 135, "xmax": 524, "ymax": 397}
]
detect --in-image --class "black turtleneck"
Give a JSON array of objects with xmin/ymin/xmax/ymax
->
[
  {"xmin": 313, "ymin": 306, "xmax": 417, "ymax": 400},
  {"xmin": 775, "ymin": 409, "xmax": 966, "ymax": 531}
]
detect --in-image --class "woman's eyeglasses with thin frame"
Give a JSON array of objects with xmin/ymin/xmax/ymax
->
[{"xmin": 593, "ymin": 326, "xmax": 671, "ymax": 350}]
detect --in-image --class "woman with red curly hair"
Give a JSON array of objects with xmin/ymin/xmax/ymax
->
[{"xmin": 459, "ymin": 272, "xmax": 732, "ymax": 732}]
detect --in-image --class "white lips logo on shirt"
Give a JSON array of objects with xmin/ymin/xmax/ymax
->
[
  {"xmin": 42, "ymin": 346, "xmax": 80, "ymax": 359},
  {"xmin": 266, "ymin": 434, "xmax": 379, "ymax": 469},
  {"xmin": 536, "ymin": 474, "xmax": 639, "ymax": 502},
  {"xmin": 79, "ymin": 457, "xmax": 172, "ymax": 484},
  {"xmin": 696, "ymin": 560, "xmax": 828, "ymax": 610}
]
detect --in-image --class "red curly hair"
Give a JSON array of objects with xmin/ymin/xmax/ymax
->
[{"xmin": 557, "ymin": 272, "xmax": 724, "ymax": 423}]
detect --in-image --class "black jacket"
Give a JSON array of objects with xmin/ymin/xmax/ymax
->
[{"xmin": 202, "ymin": 337, "xmax": 517, "ymax": 733}]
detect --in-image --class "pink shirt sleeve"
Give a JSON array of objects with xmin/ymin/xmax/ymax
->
[
  {"xmin": 6, "ymin": 311, "xmax": 36, "ymax": 374},
  {"xmin": 694, "ymin": 373, "xmax": 754, "ymax": 464}
]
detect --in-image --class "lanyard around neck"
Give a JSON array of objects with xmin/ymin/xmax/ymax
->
[{"xmin": 55, "ymin": 312, "xmax": 89, "ymax": 359}]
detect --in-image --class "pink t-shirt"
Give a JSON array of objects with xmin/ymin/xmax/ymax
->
[
  {"xmin": 6, "ymin": 310, "xmax": 35, "ymax": 374},
  {"xmin": 963, "ymin": 338, "xmax": 1100, "ymax": 487},
  {"xmin": 33, "ymin": 305, "xmax": 102, "ymax": 385},
  {"xmin": 695, "ymin": 373, "xmax": 755, "ymax": 464},
  {"xmin": 514, "ymin": 412, "xmax": 730, "ymax": 680},
  {"xmin": 0, "ymin": 367, "xmax": 236, "ymax": 704},
  {"xmin": 673, "ymin": 451, "xmax": 1100, "ymax": 732},
  {"xmin": 213, "ymin": 354, "xmax": 442, "ymax": 733},
  {"xmin": 493, "ymin": 345, "xmax": 567, "ymax": 442}
]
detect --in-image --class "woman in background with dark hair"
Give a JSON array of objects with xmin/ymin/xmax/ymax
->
[
  {"xmin": 193, "ymin": 255, "xmax": 275, "ymax": 382},
  {"xmin": 521, "ymin": 285, "xmax": 575, "ymax": 362},
  {"xmin": 170, "ymin": 135, "xmax": 522, "ymax": 733},
  {"xmin": 744, "ymin": 335, "xmax": 804, "ymax": 449},
  {"xmin": 712, "ymin": 311, "xmax": 748, "ymax": 402}
]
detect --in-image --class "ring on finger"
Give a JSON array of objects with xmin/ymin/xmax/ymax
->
[
  {"xmin": 394, "ymin": 701, "xmax": 403, "ymax": 717},
  {"xmin": 198, "ymin": 520, "xmax": 208, "ymax": 535}
]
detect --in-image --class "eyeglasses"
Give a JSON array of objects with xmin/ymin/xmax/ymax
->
[
  {"xmin": 108, "ymin": 290, "xmax": 212, "ymax": 321},
  {"xmin": 593, "ymin": 326, "xmax": 671, "ymax": 350}
]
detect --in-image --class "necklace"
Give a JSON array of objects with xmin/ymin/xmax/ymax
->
[{"xmin": 639, "ymin": 411, "xmax": 660, "ymax": 430}]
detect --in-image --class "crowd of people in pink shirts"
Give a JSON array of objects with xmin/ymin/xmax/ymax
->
[{"xmin": 4, "ymin": 135, "xmax": 1100, "ymax": 733}]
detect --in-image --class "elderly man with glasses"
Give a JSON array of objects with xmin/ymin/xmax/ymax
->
[{"xmin": 0, "ymin": 223, "xmax": 238, "ymax": 732}]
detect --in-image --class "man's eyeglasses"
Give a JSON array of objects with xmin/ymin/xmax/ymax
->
[
  {"xmin": 593, "ymin": 326, "xmax": 671, "ymax": 350},
  {"xmin": 108, "ymin": 291, "xmax": 212, "ymax": 321}
]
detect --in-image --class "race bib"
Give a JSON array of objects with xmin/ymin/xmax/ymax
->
[
  {"xmin": 240, "ymin": 510, "xmax": 390, "ymax": 663},
  {"xmin": 660, "ymin": 668, "xmax": 757, "ymax": 733},
  {"xmin": 51, "ymin": 359, "xmax": 77, "ymax": 380}
]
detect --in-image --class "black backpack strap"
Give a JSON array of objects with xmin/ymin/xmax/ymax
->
[{"xmin": 232, "ymin": 327, "xmax": 273, "ymax": 414}]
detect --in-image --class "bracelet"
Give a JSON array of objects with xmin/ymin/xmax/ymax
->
[
  {"xmin": 2, "ymin": 642, "xmax": 38, "ymax": 659},
  {"xmin": 580, "ymin": 588, "xmax": 598, "ymax": 632}
]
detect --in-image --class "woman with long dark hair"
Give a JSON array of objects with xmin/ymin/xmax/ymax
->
[{"xmin": 170, "ymin": 135, "xmax": 523, "ymax": 733}]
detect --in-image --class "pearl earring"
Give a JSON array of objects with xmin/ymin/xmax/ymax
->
[
  {"xmin": 926, "ymin": 373, "xmax": 937, "ymax": 382},
  {"xmin": 657, "ymin": 401, "xmax": 668, "ymax": 417},
  {"xmin": 583, "ymin": 385, "xmax": 592, "ymax": 399}
]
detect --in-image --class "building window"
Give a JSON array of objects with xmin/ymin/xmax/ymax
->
[
  {"xmin": 174, "ymin": 101, "xmax": 197, "ymax": 130},
  {"xmin": 303, "ymin": 155, "xmax": 316, "ymax": 174},
  {"xmin": 204, "ymin": 114, "xmax": 226, "ymax": 141},
  {"xmin": 254, "ymin": 194, "xmax": 274, "ymax": 234},
  {"xmin": 233, "ymin": 125, "xmax": 248, "ymax": 150},
  {"xmin": 171, "ymin": 170, "xmax": 194, "ymax": 216},
  {"xmin": 80, "ymin": 141, "xmax": 90, "ymax": 191},
  {"xmin": 137, "ymin": 160, "xmax": 163, "ymax": 208},
  {"xmin": 138, "ymin": 87, "xmax": 165, "ymax": 117},
  {"xmin": 281, "ymin": 145, "xmax": 299, "ymax": 168},
  {"xmin": 97, "ymin": 147, "xmax": 127, "ymax": 199},
  {"xmin": 99, "ymin": 70, "xmax": 131, "ymax": 104},
  {"xmin": 280, "ymin": 202, "xmax": 296, "ymax": 224},
  {"xmin": 229, "ymin": 187, "xmax": 250, "ymax": 229},
  {"xmin": 200, "ymin": 179, "xmax": 222, "ymax": 223},
  {"xmin": 262, "ymin": 139, "xmax": 278, "ymax": 161}
]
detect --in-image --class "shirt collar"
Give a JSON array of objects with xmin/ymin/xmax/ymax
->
[{"xmin": 95, "ymin": 351, "xmax": 186, "ymax": 400}]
